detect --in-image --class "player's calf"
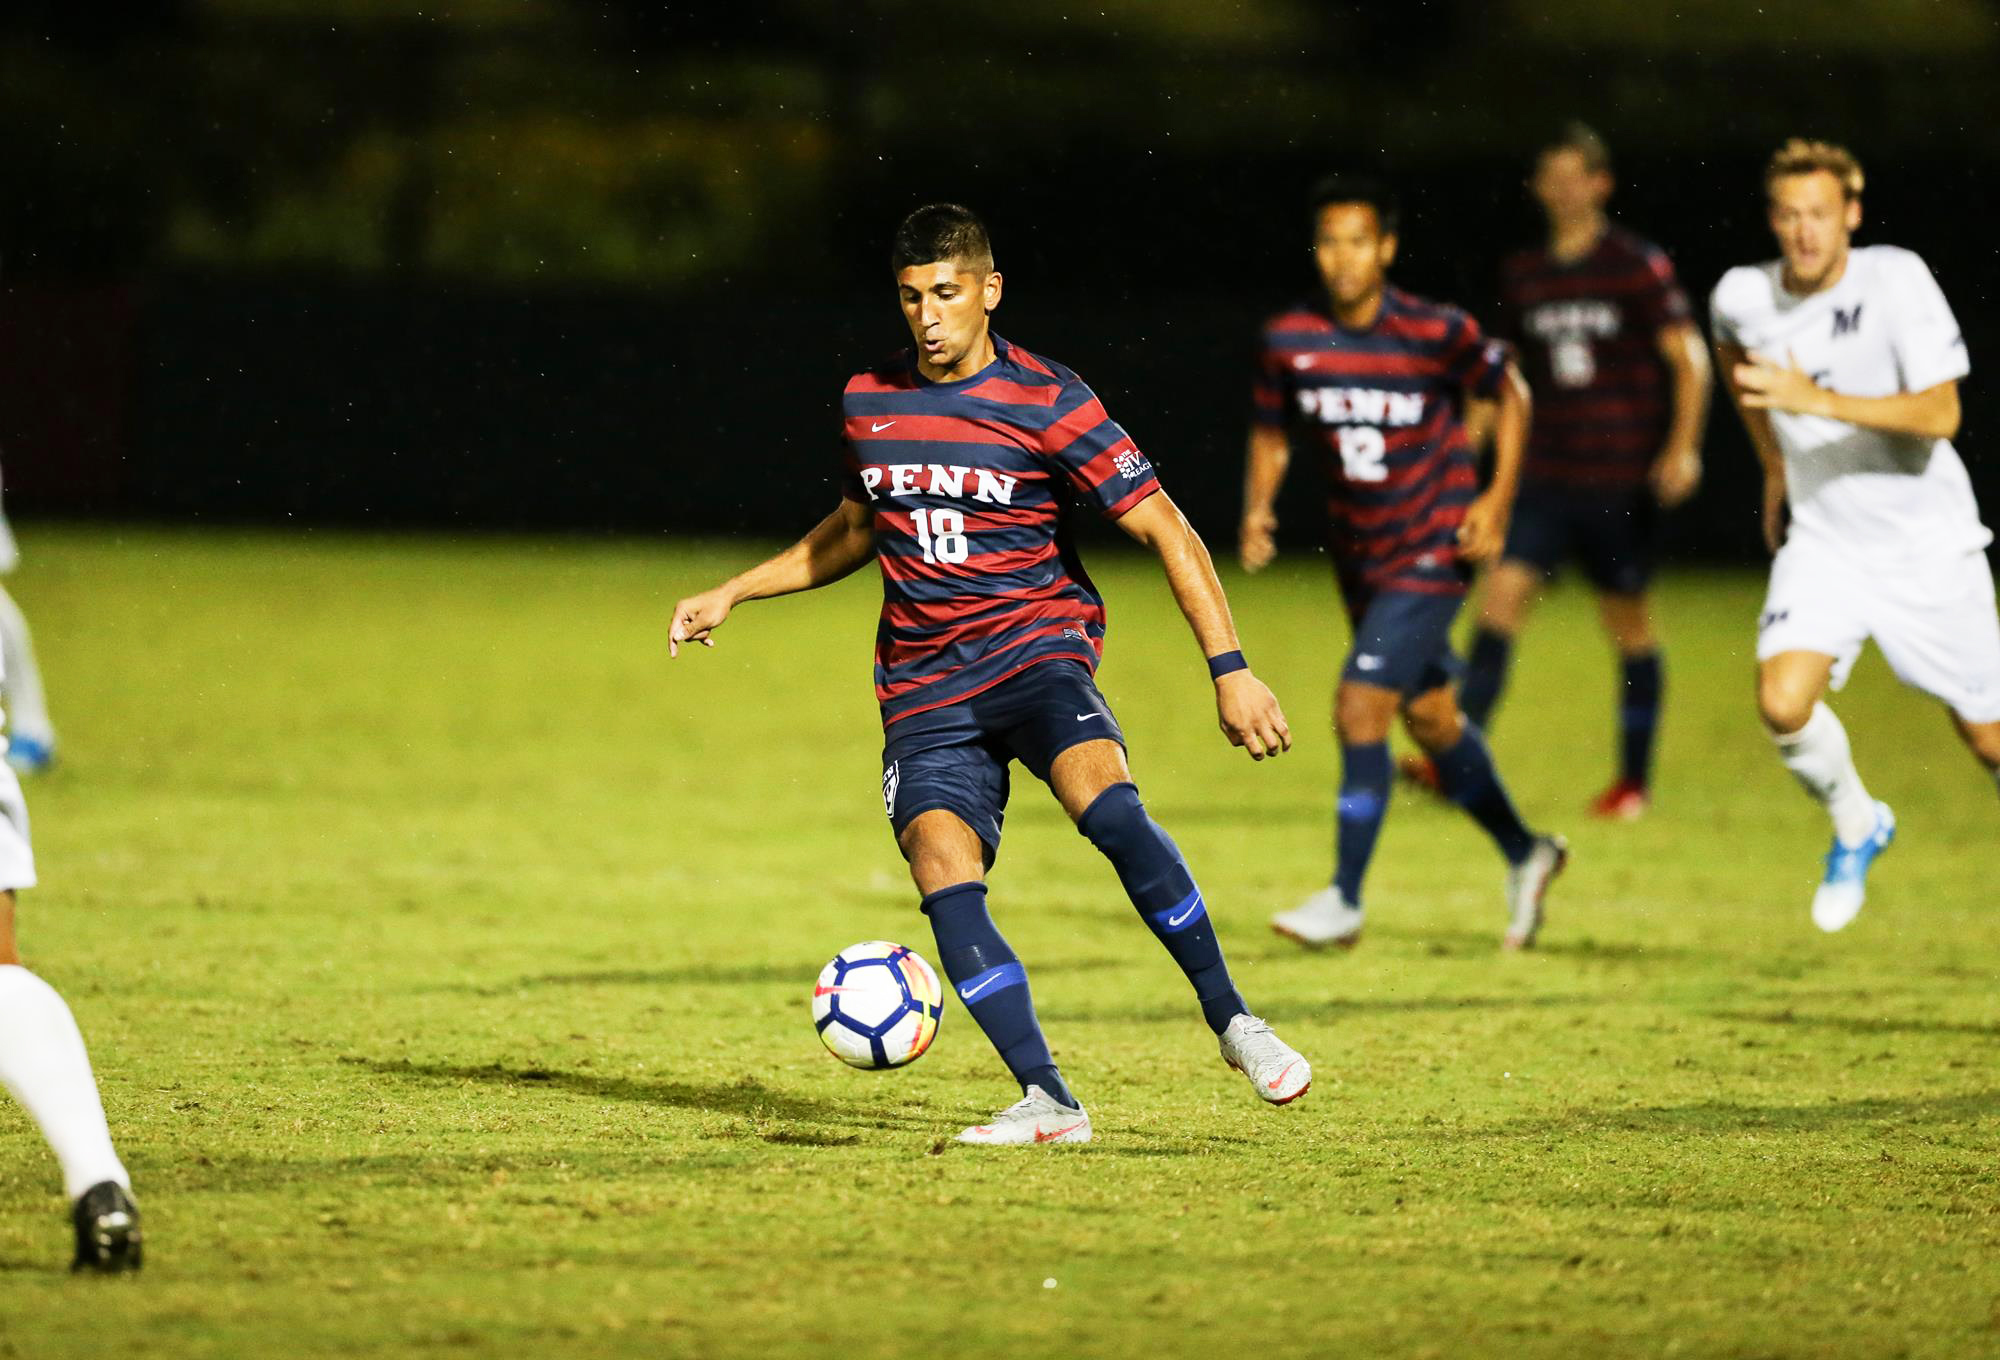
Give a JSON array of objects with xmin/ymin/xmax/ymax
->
[
  {"xmin": 921, "ymin": 882, "xmax": 1080, "ymax": 1112},
  {"xmin": 1951, "ymin": 714, "xmax": 2000, "ymax": 788},
  {"xmin": 1077, "ymin": 783, "xmax": 1246, "ymax": 1035}
]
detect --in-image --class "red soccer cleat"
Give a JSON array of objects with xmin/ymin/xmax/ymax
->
[
  {"xmin": 1396, "ymin": 753, "xmax": 1443, "ymax": 795},
  {"xmin": 1589, "ymin": 780, "xmax": 1649, "ymax": 821}
]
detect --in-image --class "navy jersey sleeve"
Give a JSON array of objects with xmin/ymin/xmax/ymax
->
[
  {"xmin": 1440, "ymin": 311, "xmax": 1510, "ymax": 398},
  {"xmin": 1039, "ymin": 376, "xmax": 1161, "ymax": 519},
  {"xmin": 1251, "ymin": 327, "xmax": 1291, "ymax": 428},
  {"xmin": 1633, "ymin": 245, "xmax": 1693, "ymax": 331}
]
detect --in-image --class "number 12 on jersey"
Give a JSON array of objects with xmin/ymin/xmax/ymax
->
[
  {"xmin": 1336, "ymin": 426, "xmax": 1388, "ymax": 483},
  {"xmin": 911, "ymin": 507, "xmax": 970, "ymax": 565}
]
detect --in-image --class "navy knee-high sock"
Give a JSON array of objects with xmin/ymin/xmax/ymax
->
[
  {"xmin": 1619, "ymin": 651, "xmax": 1664, "ymax": 789},
  {"xmin": 1334, "ymin": 741, "xmax": 1392, "ymax": 907},
  {"xmin": 1078, "ymin": 783, "xmax": 1247, "ymax": 1036},
  {"xmin": 1432, "ymin": 724, "xmax": 1536, "ymax": 864},
  {"xmin": 1459, "ymin": 628, "xmax": 1514, "ymax": 730},
  {"xmin": 921, "ymin": 883, "xmax": 1076, "ymax": 1108}
]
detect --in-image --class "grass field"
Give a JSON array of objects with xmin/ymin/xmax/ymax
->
[{"xmin": 1, "ymin": 525, "xmax": 1997, "ymax": 1359}]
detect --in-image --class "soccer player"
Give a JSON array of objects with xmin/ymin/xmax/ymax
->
[
  {"xmin": 1243, "ymin": 176, "xmax": 1567, "ymax": 952},
  {"xmin": 669, "ymin": 204, "xmax": 1311, "ymax": 1145},
  {"xmin": 1443, "ymin": 125, "xmax": 1710, "ymax": 819},
  {"xmin": 0, "ymin": 474, "xmax": 57, "ymax": 773},
  {"xmin": 1714, "ymin": 139, "xmax": 2000, "ymax": 931},
  {"xmin": 0, "ymin": 704, "xmax": 141, "ymax": 1268}
]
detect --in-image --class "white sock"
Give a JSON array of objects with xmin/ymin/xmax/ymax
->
[
  {"xmin": 0, "ymin": 965, "xmax": 128, "ymax": 1200},
  {"xmin": 1772, "ymin": 703, "xmax": 1877, "ymax": 848},
  {"xmin": 0, "ymin": 586, "xmax": 53, "ymax": 747}
]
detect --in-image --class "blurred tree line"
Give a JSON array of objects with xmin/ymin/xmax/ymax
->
[{"xmin": 3, "ymin": 0, "xmax": 1995, "ymax": 288}]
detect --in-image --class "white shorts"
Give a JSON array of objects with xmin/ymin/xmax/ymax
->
[
  {"xmin": 1757, "ymin": 535, "xmax": 2000, "ymax": 723},
  {"xmin": 0, "ymin": 756, "xmax": 34, "ymax": 890}
]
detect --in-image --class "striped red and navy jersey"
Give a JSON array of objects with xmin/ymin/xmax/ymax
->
[
  {"xmin": 1498, "ymin": 224, "xmax": 1692, "ymax": 493},
  {"xmin": 1254, "ymin": 286, "xmax": 1508, "ymax": 599},
  {"xmin": 840, "ymin": 335, "xmax": 1161, "ymax": 726}
]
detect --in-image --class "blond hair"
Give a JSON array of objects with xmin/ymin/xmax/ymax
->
[{"xmin": 1765, "ymin": 139, "xmax": 1864, "ymax": 200}]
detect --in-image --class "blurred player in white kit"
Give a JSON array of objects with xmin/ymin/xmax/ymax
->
[
  {"xmin": 0, "ymin": 522, "xmax": 138, "ymax": 1265},
  {"xmin": 0, "ymin": 470, "xmax": 57, "ymax": 772},
  {"xmin": 0, "ymin": 732, "xmax": 140, "ymax": 1271},
  {"xmin": 1714, "ymin": 139, "xmax": 2000, "ymax": 932}
]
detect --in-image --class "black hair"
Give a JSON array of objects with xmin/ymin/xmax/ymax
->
[
  {"xmin": 890, "ymin": 203, "xmax": 995, "ymax": 274},
  {"xmin": 1539, "ymin": 121, "xmax": 1612, "ymax": 175},
  {"xmin": 1307, "ymin": 174, "xmax": 1400, "ymax": 236}
]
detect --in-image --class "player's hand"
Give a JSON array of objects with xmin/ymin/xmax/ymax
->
[
  {"xmin": 1215, "ymin": 670, "xmax": 1291, "ymax": 760},
  {"xmin": 1456, "ymin": 491, "xmax": 1511, "ymax": 564},
  {"xmin": 1239, "ymin": 510, "xmax": 1279, "ymax": 573},
  {"xmin": 668, "ymin": 588, "xmax": 734, "ymax": 658},
  {"xmin": 1650, "ymin": 445, "xmax": 1703, "ymax": 508},
  {"xmin": 1734, "ymin": 350, "xmax": 1829, "ymax": 418},
  {"xmin": 1760, "ymin": 477, "xmax": 1789, "ymax": 555}
]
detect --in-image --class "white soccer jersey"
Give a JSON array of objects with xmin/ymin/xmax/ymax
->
[{"xmin": 1711, "ymin": 245, "xmax": 1985, "ymax": 561}]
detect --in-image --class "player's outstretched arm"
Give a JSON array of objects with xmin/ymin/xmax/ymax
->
[
  {"xmin": 1239, "ymin": 425, "xmax": 1291, "ymax": 573},
  {"xmin": 1733, "ymin": 350, "xmax": 1961, "ymax": 442},
  {"xmin": 668, "ymin": 499, "xmax": 875, "ymax": 657},
  {"xmin": 1716, "ymin": 341, "xmax": 1791, "ymax": 554},
  {"xmin": 1116, "ymin": 491, "xmax": 1292, "ymax": 760},
  {"xmin": 1650, "ymin": 321, "xmax": 1711, "ymax": 508},
  {"xmin": 1458, "ymin": 361, "xmax": 1531, "ymax": 563}
]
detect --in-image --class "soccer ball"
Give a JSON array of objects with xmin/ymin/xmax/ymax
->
[{"xmin": 812, "ymin": 941, "xmax": 944, "ymax": 1069}]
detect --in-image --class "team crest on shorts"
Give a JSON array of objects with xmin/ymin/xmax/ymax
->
[{"xmin": 882, "ymin": 761, "xmax": 900, "ymax": 818}]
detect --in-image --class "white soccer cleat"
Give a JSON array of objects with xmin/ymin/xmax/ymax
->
[
  {"xmin": 1811, "ymin": 801, "xmax": 1896, "ymax": 933},
  {"xmin": 1218, "ymin": 1013, "xmax": 1311, "ymax": 1105},
  {"xmin": 1503, "ymin": 834, "xmax": 1568, "ymax": 950},
  {"xmin": 954, "ymin": 1085, "xmax": 1092, "ymax": 1146},
  {"xmin": 1271, "ymin": 886, "xmax": 1364, "ymax": 950}
]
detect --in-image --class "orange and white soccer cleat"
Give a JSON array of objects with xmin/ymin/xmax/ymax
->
[
  {"xmin": 1218, "ymin": 1013, "xmax": 1311, "ymax": 1105},
  {"xmin": 955, "ymin": 1085, "xmax": 1092, "ymax": 1146}
]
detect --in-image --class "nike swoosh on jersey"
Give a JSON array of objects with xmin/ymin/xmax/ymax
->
[{"xmin": 871, "ymin": 420, "xmax": 896, "ymax": 432}]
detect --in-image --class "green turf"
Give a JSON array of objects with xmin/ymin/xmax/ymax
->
[{"xmin": 1, "ymin": 525, "xmax": 1996, "ymax": 1359}]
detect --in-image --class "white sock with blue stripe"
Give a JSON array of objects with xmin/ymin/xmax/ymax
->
[{"xmin": 1774, "ymin": 703, "xmax": 1877, "ymax": 848}]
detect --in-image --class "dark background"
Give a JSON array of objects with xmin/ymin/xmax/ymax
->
[{"xmin": 3, "ymin": 1, "xmax": 1996, "ymax": 558}]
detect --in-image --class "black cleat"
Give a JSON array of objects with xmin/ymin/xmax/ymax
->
[{"xmin": 70, "ymin": 1181, "xmax": 143, "ymax": 1274}]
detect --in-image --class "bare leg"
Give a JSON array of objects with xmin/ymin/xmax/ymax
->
[
  {"xmin": 897, "ymin": 809, "xmax": 987, "ymax": 894},
  {"xmin": 1950, "ymin": 713, "xmax": 2000, "ymax": 795}
]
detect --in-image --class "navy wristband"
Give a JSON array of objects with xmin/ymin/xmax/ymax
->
[{"xmin": 1207, "ymin": 650, "xmax": 1249, "ymax": 681}]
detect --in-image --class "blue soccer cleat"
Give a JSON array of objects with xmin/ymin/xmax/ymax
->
[
  {"xmin": 1812, "ymin": 801, "xmax": 1896, "ymax": 933},
  {"xmin": 4, "ymin": 734, "xmax": 54, "ymax": 775}
]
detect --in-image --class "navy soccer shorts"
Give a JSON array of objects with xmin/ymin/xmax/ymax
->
[
  {"xmin": 880, "ymin": 660, "xmax": 1126, "ymax": 854},
  {"xmin": 1340, "ymin": 588, "xmax": 1463, "ymax": 697},
  {"xmin": 1503, "ymin": 487, "xmax": 1658, "ymax": 596}
]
